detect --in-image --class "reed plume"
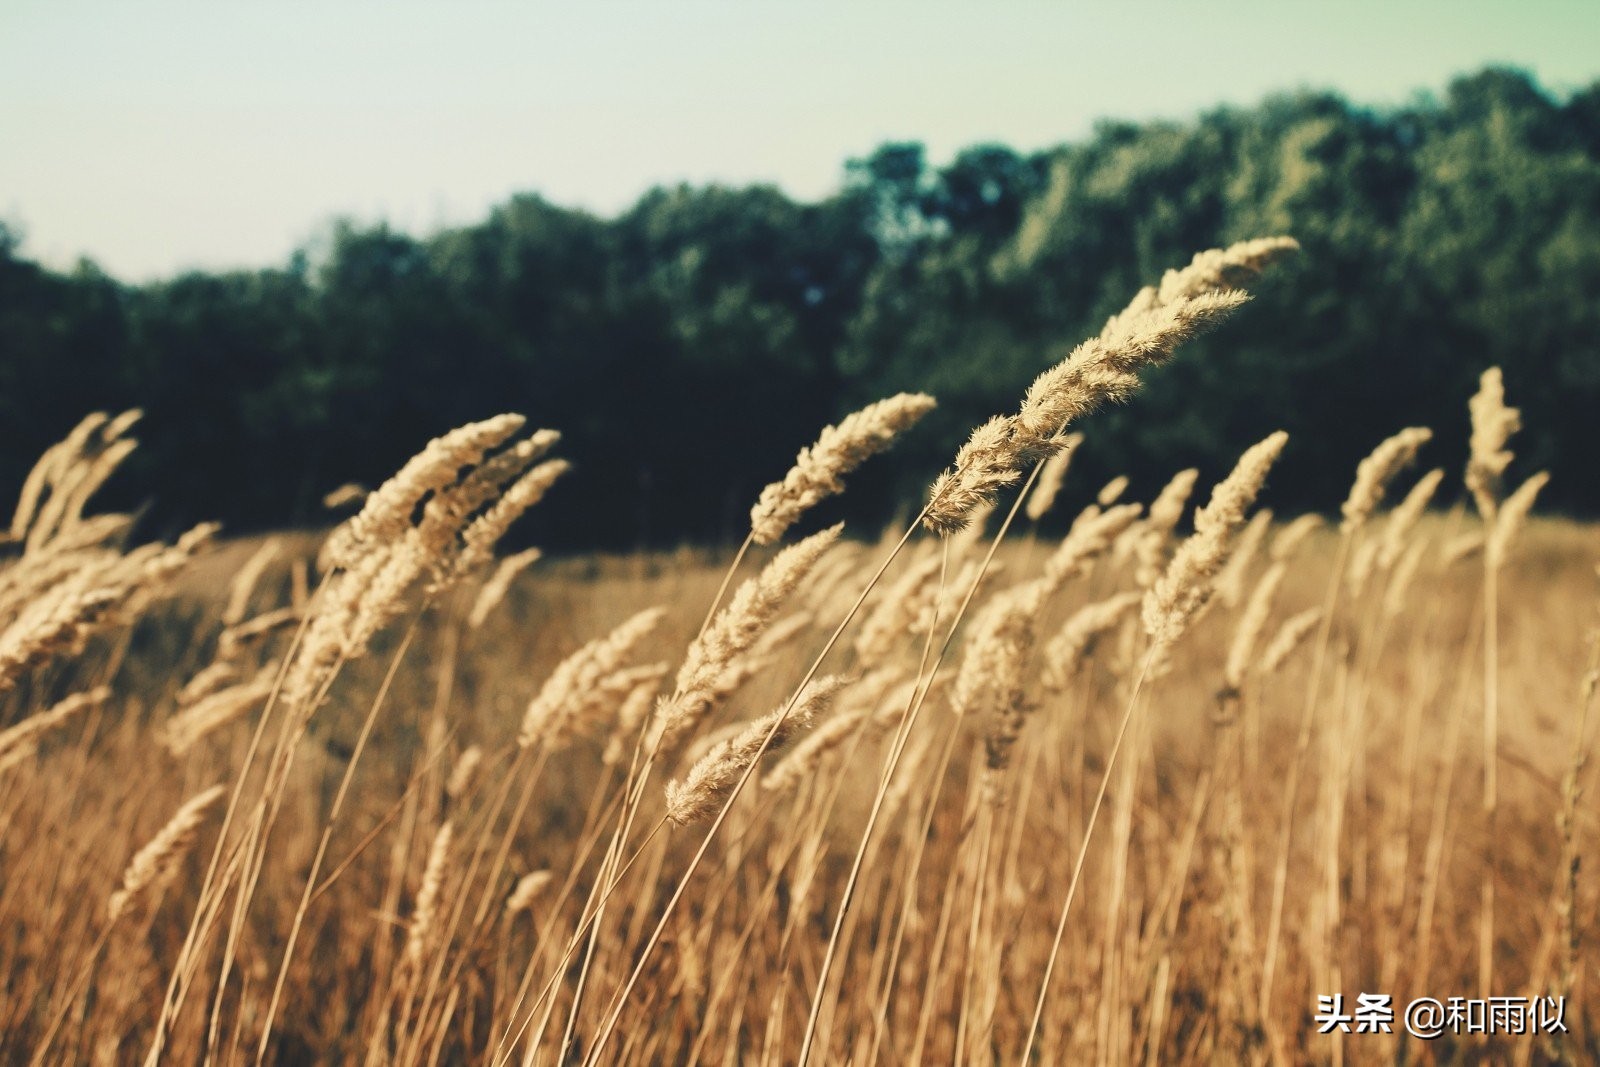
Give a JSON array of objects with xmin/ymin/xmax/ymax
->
[
  {"xmin": 107, "ymin": 784, "xmax": 226, "ymax": 922},
  {"xmin": 1143, "ymin": 432, "xmax": 1288, "ymax": 647},
  {"xmin": 1023, "ymin": 433, "xmax": 1083, "ymax": 521},
  {"xmin": 750, "ymin": 393, "xmax": 935, "ymax": 545},
  {"xmin": 924, "ymin": 238, "xmax": 1297, "ymax": 533},
  {"xmin": 1341, "ymin": 427, "xmax": 1432, "ymax": 532},
  {"xmin": 652, "ymin": 524, "xmax": 841, "ymax": 754},
  {"xmin": 1466, "ymin": 367, "xmax": 1520, "ymax": 520},
  {"xmin": 467, "ymin": 547, "xmax": 543, "ymax": 629},
  {"xmin": 665, "ymin": 676, "xmax": 845, "ymax": 825}
]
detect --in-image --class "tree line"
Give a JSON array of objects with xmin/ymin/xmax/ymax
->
[{"xmin": 2, "ymin": 67, "xmax": 1597, "ymax": 548}]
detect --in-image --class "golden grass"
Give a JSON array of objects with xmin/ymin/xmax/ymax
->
[{"xmin": 0, "ymin": 238, "xmax": 1594, "ymax": 1065}]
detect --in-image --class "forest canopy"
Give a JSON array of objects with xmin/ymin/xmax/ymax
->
[{"xmin": 3, "ymin": 67, "xmax": 1598, "ymax": 547}]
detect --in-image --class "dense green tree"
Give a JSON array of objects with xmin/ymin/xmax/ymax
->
[{"xmin": 1, "ymin": 67, "xmax": 1596, "ymax": 545}]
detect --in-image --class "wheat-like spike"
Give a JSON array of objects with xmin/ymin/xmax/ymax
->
[
  {"xmin": 1014, "ymin": 290, "xmax": 1254, "ymax": 447},
  {"xmin": 1378, "ymin": 469, "xmax": 1445, "ymax": 570},
  {"xmin": 217, "ymin": 606, "xmax": 301, "ymax": 660},
  {"xmin": 1384, "ymin": 539, "xmax": 1430, "ymax": 619},
  {"xmin": 953, "ymin": 583, "xmax": 1040, "ymax": 722},
  {"xmin": 519, "ymin": 607, "xmax": 667, "ymax": 750},
  {"xmin": 750, "ymin": 393, "xmax": 935, "ymax": 545},
  {"xmin": 1225, "ymin": 562, "xmax": 1286, "ymax": 691},
  {"xmin": 951, "ymin": 584, "xmax": 1045, "ymax": 801},
  {"xmin": 1488, "ymin": 471, "xmax": 1550, "ymax": 567},
  {"xmin": 320, "ymin": 414, "xmax": 527, "ymax": 572},
  {"xmin": 1096, "ymin": 475, "xmax": 1130, "ymax": 507},
  {"xmin": 924, "ymin": 419, "xmax": 1024, "ymax": 535},
  {"xmin": 0, "ymin": 686, "xmax": 110, "ymax": 769},
  {"xmin": 1259, "ymin": 608, "xmax": 1322, "ymax": 675},
  {"xmin": 0, "ymin": 525, "xmax": 213, "ymax": 694},
  {"xmin": 1466, "ymin": 367, "xmax": 1521, "ymax": 520},
  {"xmin": 761, "ymin": 668, "xmax": 905, "ymax": 793},
  {"xmin": 601, "ymin": 667, "xmax": 671, "ymax": 766},
  {"xmin": 467, "ymin": 547, "xmax": 543, "ymax": 630},
  {"xmin": 505, "ymin": 871, "xmax": 554, "ymax": 917},
  {"xmin": 176, "ymin": 660, "xmax": 241, "ymax": 707},
  {"xmin": 1043, "ymin": 503, "xmax": 1143, "ymax": 589},
  {"xmin": 32, "ymin": 513, "xmax": 136, "ymax": 557},
  {"xmin": 1143, "ymin": 432, "xmax": 1289, "ymax": 647},
  {"xmin": 161, "ymin": 667, "xmax": 276, "ymax": 756},
  {"xmin": 1441, "ymin": 532, "xmax": 1486, "ymax": 566},
  {"xmin": 1040, "ymin": 593, "xmax": 1141, "ymax": 691},
  {"xmin": 665, "ymin": 676, "xmax": 845, "ymax": 825},
  {"xmin": 107, "ymin": 784, "xmax": 225, "ymax": 922},
  {"xmin": 925, "ymin": 239, "xmax": 1296, "ymax": 535},
  {"xmin": 403, "ymin": 821, "xmax": 454, "ymax": 969},
  {"xmin": 756, "ymin": 707, "xmax": 863, "ymax": 794},
  {"xmin": 1023, "ymin": 433, "xmax": 1083, "ymax": 521},
  {"xmin": 446, "ymin": 745, "xmax": 483, "ymax": 801},
  {"xmin": 653, "ymin": 524, "xmax": 841, "ymax": 754},
  {"xmin": 1342, "ymin": 427, "xmax": 1433, "ymax": 532},
  {"xmin": 1135, "ymin": 469, "xmax": 1201, "ymax": 587},
  {"xmin": 54, "ymin": 438, "xmax": 138, "ymax": 539},
  {"xmin": 102, "ymin": 408, "xmax": 143, "ymax": 441},
  {"xmin": 9, "ymin": 412, "xmax": 109, "ymax": 544},
  {"xmin": 1214, "ymin": 508, "xmax": 1273, "ymax": 609},
  {"xmin": 853, "ymin": 553, "xmax": 944, "ymax": 664},
  {"xmin": 223, "ymin": 539, "xmax": 282, "ymax": 627},
  {"xmin": 455, "ymin": 455, "xmax": 568, "ymax": 576},
  {"xmin": 1347, "ymin": 538, "xmax": 1383, "ymax": 598}
]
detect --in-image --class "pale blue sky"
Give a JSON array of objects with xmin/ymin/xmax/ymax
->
[{"xmin": 3, "ymin": 1, "xmax": 1598, "ymax": 281}]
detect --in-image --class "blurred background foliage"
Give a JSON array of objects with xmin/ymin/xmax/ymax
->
[{"xmin": 3, "ymin": 67, "xmax": 1598, "ymax": 548}]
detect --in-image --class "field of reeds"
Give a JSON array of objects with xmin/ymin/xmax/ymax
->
[{"xmin": 0, "ymin": 238, "xmax": 1594, "ymax": 1065}]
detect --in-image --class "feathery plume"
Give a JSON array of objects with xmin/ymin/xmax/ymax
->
[
  {"xmin": 652, "ymin": 525, "xmax": 841, "ymax": 754},
  {"xmin": 161, "ymin": 668, "xmax": 276, "ymax": 756},
  {"xmin": 665, "ymin": 676, "xmax": 845, "ymax": 825},
  {"xmin": 1466, "ymin": 367, "xmax": 1520, "ymax": 520},
  {"xmin": 446, "ymin": 745, "xmax": 483, "ymax": 801},
  {"xmin": 505, "ymin": 871, "xmax": 554, "ymax": 917},
  {"xmin": 1135, "ymin": 469, "xmax": 1201, "ymax": 587},
  {"xmin": 1260, "ymin": 609, "xmax": 1322, "ymax": 675},
  {"xmin": 520, "ymin": 607, "xmax": 666, "ymax": 750},
  {"xmin": 1096, "ymin": 475, "xmax": 1130, "ymax": 506},
  {"xmin": 320, "ymin": 414, "xmax": 527, "ymax": 572},
  {"xmin": 1043, "ymin": 503, "xmax": 1143, "ymax": 588},
  {"xmin": 1441, "ymin": 532, "xmax": 1486, "ymax": 567},
  {"xmin": 107, "ymin": 784, "xmax": 225, "ymax": 922},
  {"xmin": 404, "ymin": 821, "xmax": 454, "ymax": 969},
  {"xmin": 216, "ymin": 606, "xmax": 300, "ymax": 660},
  {"xmin": 0, "ymin": 686, "xmax": 109, "ymax": 771},
  {"xmin": 1214, "ymin": 508, "xmax": 1273, "ymax": 609},
  {"xmin": 467, "ymin": 547, "xmax": 543, "ymax": 629},
  {"xmin": 1267, "ymin": 511, "xmax": 1318, "ymax": 563},
  {"xmin": 1143, "ymin": 432, "xmax": 1288, "ymax": 647},
  {"xmin": 1225, "ymin": 562, "xmax": 1286, "ymax": 691},
  {"xmin": 1384, "ymin": 539, "xmax": 1429, "ymax": 619},
  {"xmin": 750, "ymin": 393, "xmax": 935, "ymax": 545},
  {"xmin": 853, "ymin": 553, "xmax": 944, "ymax": 663},
  {"xmin": 924, "ymin": 238, "xmax": 1296, "ymax": 534},
  {"xmin": 1041, "ymin": 593, "xmax": 1141, "ymax": 691},
  {"xmin": 1023, "ymin": 433, "xmax": 1083, "ymax": 521},
  {"xmin": 1342, "ymin": 427, "xmax": 1433, "ymax": 532},
  {"xmin": 223, "ymin": 539, "xmax": 281, "ymax": 627},
  {"xmin": 1488, "ymin": 471, "xmax": 1550, "ymax": 567}
]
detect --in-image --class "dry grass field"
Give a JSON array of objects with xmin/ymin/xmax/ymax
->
[{"xmin": 1, "ymin": 238, "xmax": 1595, "ymax": 1065}]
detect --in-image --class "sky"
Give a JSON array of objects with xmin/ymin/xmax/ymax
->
[{"xmin": 3, "ymin": 1, "xmax": 1598, "ymax": 282}]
